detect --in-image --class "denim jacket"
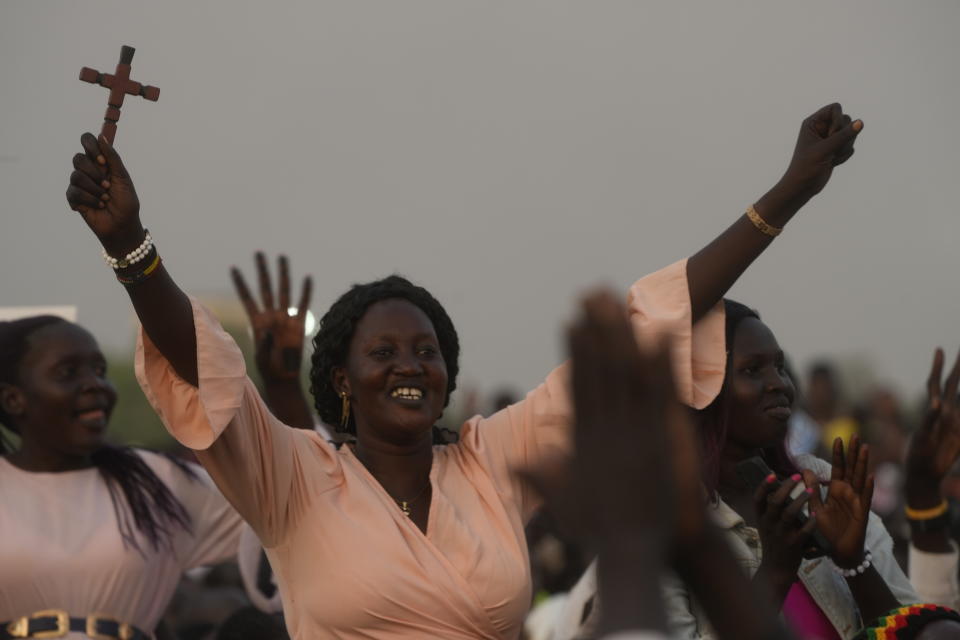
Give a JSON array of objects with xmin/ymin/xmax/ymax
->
[{"xmin": 547, "ymin": 455, "xmax": 919, "ymax": 640}]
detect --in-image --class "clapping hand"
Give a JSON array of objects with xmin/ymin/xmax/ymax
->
[
  {"xmin": 802, "ymin": 435, "xmax": 874, "ymax": 569},
  {"xmin": 754, "ymin": 473, "xmax": 818, "ymax": 591}
]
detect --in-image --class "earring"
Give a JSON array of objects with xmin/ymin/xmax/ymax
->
[{"xmin": 339, "ymin": 392, "xmax": 351, "ymax": 429}]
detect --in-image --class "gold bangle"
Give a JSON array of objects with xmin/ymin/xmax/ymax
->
[
  {"xmin": 746, "ymin": 205, "xmax": 783, "ymax": 237},
  {"xmin": 905, "ymin": 500, "xmax": 948, "ymax": 521}
]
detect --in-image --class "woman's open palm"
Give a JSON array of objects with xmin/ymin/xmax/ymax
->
[{"xmin": 803, "ymin": 435, "xmax": 874, "ymax": 569}]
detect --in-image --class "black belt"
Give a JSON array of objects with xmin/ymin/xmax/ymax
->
[{"xmin": 1, "ymin": 610, "xmax": 151, "ymax": 640}]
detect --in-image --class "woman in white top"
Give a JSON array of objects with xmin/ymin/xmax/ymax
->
[{"xmin": 0, "ymin": 315, "xmax": 244, "ymax": 639}]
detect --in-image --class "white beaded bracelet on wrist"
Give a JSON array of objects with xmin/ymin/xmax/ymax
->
[
  {"xmin": 102, "ymin": 231, "xmax": 153, "ymax": 270},
  {"xmin": 833, "ymin": 550, "xmax": 872, "ymax": 578}
]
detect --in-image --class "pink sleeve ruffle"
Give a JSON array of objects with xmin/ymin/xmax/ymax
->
[
  {"xmin": 627, "ymin": 258, "xmax": 726, "ymax": 410},
  {"xmin": 134, "ymin": 296, "xmax": 248, "ymax": 450}
]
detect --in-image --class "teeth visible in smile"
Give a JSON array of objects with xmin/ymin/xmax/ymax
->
[{"xmin": 391, "ymin": 387, "xmax": 423, "ymax": 400}]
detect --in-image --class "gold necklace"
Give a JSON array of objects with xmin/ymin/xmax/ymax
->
[{"xmin": 393, "ymin": 481, "xmax": 431, "ymax": 517}]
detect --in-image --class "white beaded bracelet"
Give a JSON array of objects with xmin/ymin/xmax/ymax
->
[
  {"xmin": 833, "ymin": 550, "xmax": 872, "ymax": 578},
  {"xmin": 102, "ymin": 231, "xmax": 153, "ymax": 270}
]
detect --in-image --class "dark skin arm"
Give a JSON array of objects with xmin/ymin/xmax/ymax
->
[
  {"xmin": 687, "ymin": 104, "xmax": 863, "ymax": 321},
  {"xmin": 231, "ymin": 252, "xmax": 314, "ymax": 429},
  {"xmin": 66, "ymin": 133, "xmax": 199, "ymax": 386},
  {"xmin": 905, "ymin": 348, "xmax": 960, "ymax": 554}
]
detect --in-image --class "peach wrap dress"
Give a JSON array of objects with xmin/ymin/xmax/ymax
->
[{"xmin": 134, "ymin": 259, "xmax": 724, "ymax": 639}]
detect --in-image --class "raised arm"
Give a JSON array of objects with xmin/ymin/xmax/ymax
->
[
  {"xmin": 231, "ymin": 252, "xmax": 315, "ymax": 429},
  {"xmin": 66, "ymin": 133, "xmax": 199, "ymax": 385},
  {"xmin": 687, "ymin": 104, "xmax": 863, "ymax": 321}
]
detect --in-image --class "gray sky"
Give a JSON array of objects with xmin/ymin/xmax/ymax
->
[{"xmin": 2, "ymin": 1, "xmax": 959, "ymax": 404}]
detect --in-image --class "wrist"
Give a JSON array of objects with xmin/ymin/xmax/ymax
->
[
  {"xmin": 101, "ymin": 224, "xmax": 147, "ymax": 257},
  {"xmin": 905, "ymin": 478, "xmax": 944, "ymax": 510},
  {"xmin": 834, "ymin": 551, "xmax": 873, "ymax": 579},
  {"xmin": 755, "ymin": 180, "xmax": 810, "ymax": 227},
  {"xmin": 832, "ymin": 548, "xmax": 868, "ymax": 572}
]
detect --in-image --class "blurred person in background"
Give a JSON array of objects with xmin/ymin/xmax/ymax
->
[{"xmin": 806, "ymin": 362, "xmax": 860, "ymax": 457}]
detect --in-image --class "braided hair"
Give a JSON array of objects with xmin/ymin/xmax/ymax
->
[
  {"xmin": 0, "ymin": 316, "xmax": 194, "ymax": 553},
  {"xmin": 695, "ymin": 300, "xmax": 798, "ymax": 494},
  {"xmin": 309, "ymin": 275, "xmax": 460, "ymax": 444}
]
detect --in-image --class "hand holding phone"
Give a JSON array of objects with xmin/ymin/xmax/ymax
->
[{"xmin": 737, "ymin": 456, "xmax": 832, "ymax": 559}]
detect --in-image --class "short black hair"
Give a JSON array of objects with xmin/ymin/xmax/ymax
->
[{"xmin": 309, "ymin": 275, "xmax": 460, "ymax": 438}]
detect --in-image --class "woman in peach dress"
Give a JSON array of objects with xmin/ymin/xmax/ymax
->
[{"xmin": 64, "ymin": 102, "xmax": 862, "ymax": 639}]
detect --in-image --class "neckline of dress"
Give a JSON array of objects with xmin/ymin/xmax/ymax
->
[{"xmin": 341, "ymin": 443, "xmax": 439, "ymax": 538}]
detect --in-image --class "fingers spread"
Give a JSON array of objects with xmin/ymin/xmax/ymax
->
[
  {"xmin": 231, "ymin": 267, "xmax": 260, "ymax": 320},
  {"xmin": 928, "ymin": 348, "xmax": 946, "ymax": 411},
  {"xmin": 851, "ymin": 443, "xmax": 870, "ymax": 493},
  {"xmin": 943, "ymin": 348, "xmax": 960, "ymax": 404},
  {"xmin": 255, "ymin": 251, "xmax": 275, "ymax": 310},
  {"xmin": 844, "ymin": 434, "xmax": 861, "ymax": 484},
  {"xmin": 297, "ymin": 276, "xmax": 313, "ymax": 321},
  {"xmin": 830, "ymin": 438, "xmax": 845, "ymax": 484},
  {"xmin": 278, "ymin": 255, "xmax": 291, "ymax": 312},
  {"xmin": 862, "ymin": 473, "xmax": 876, "ymax": 510}
]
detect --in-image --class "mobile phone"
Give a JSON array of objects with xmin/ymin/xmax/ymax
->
[{"xmin": 736, "ymin": 456, "xmax": 831, "ymax": 559}]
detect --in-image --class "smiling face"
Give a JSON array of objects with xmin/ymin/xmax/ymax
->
[
  {"xmin": 2, "ymin": 322, "xmax": 116, "ymax": 460},
  {"xmin": 723, "ymin": 317, "xmax": 796, "ymax": 451},
  {"xmin": 334, "ymin": 298, "xmax": 448, "ymax": 444}
]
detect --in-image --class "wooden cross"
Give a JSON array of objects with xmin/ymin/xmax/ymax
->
[{"xmin": 79, "ymin": 45, "xmax": 160, "ymax": 144}]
